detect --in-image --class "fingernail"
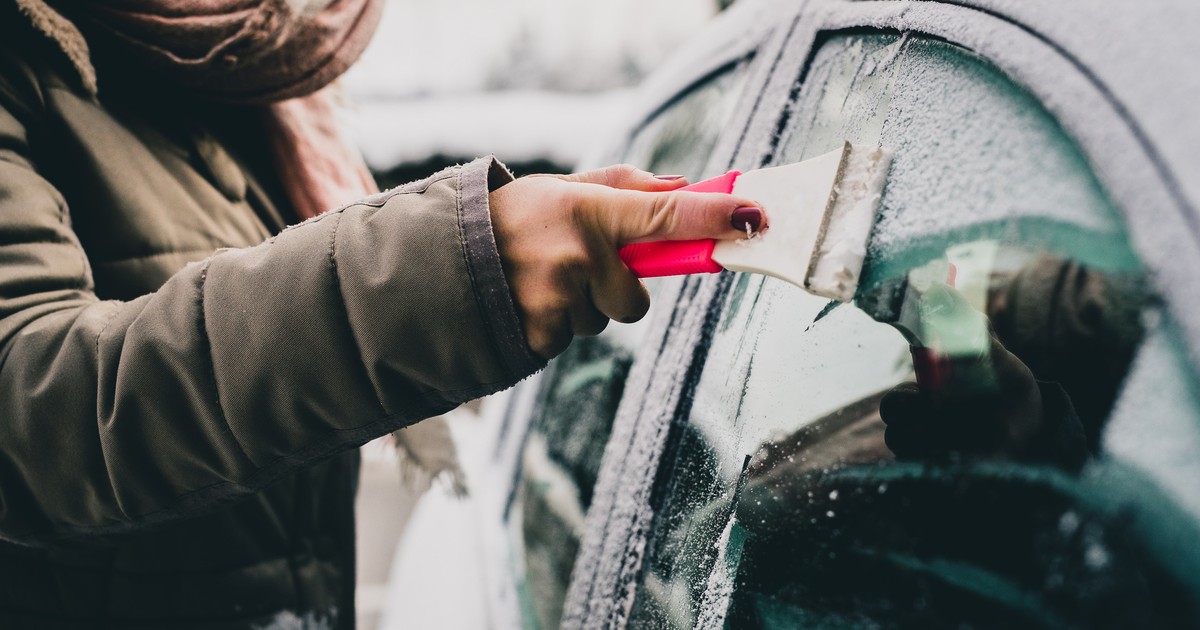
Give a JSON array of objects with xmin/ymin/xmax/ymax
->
[
  {"xmin": 731, "ymin": 206, "xmax": 764, "ymax": 233},
  {"xmin": 654, "ymin": 175, "xmax": 685, "ymax": 181}
]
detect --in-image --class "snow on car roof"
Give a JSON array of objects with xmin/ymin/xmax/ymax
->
[{"xmin": 960, "ymin": 0, "xmax": 1200, "ymax": 215}]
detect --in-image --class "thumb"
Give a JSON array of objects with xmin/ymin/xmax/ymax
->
[{"xmin": 579, "ymin": 186, "xmax": 766, "ymax": 246}]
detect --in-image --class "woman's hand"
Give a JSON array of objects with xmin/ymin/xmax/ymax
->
[{"xmin": 489, "ymin": 165, "xmax": 764, "ymax": 359}]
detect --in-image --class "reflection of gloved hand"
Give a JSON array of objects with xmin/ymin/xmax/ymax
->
[{"xmin": 880, "ymin": 333, "xmax": 1089, "ymax": 471}]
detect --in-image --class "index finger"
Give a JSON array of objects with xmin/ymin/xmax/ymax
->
[{"xmin": 576, "ymin": 186, "xmax": 766, "ymax": 246}]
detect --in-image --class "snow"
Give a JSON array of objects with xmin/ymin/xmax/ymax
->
[
  {"xmin": 869, "ymin": 36, "xmax": 1124, "ymax": 257},
  {"xmin": 343, "ymin": 90, "xmax": 635, "ymax": 172},
  {"xmin": 961, "ymin": 0, "xmax": 1200, "ymax": 223},
  {"xmin": 1104, "ymin": 325, "xmax": 1200, "ymax": 522},
  {"xmin": 341, "ymin": 0, "xmax": 720, "ymax": 171},
  {"xmin": 375, "ymin": 382, "xmax": 545, "ymax": 630},
  {"xmin": 376, "ymin": 407, "xmax": 492, "ymax": 630},
  {"xmin": 344, "ymin": 0, "xmax": 718, "ymax": 99},
  {"xmin": 808, "ymin": 145, "xmax": 891, "ymax": 301},
  {"xmin": 693, "ymin": 517, "xmax": 738, "ymax": 630}
]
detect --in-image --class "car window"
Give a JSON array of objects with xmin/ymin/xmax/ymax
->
[
  {"xmin": 509, "ymin": 60, "xmax": 753, "ymax": 630},
  {"xmin": 627, "ymin": 33, "xmax": 1200, "ymax": 628},
  {"xmin": 623, "ymin": 63, "xmax": 752, "ymax": 179}
]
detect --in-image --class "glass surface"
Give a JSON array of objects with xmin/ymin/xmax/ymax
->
[
  {"xmin": 624, "ymin": 63, "xmax": 752, "ymax": 179},
  {"xmin": 628, "ymin": 34, "xmax": 1200, "ymax": 629},
  {"xmin": 509, "ymin": 61, "xmax": 752, "ymax": 630}
]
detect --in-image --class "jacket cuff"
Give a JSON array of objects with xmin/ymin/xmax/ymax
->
[{"xmin": 457, "ymin": 156, "xmax": 546, "ymax": 378}]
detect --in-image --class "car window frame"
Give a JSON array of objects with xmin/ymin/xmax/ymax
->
[{"xmin": 560, "ymin": 3, "xmax": 1200, "ymax": 628}]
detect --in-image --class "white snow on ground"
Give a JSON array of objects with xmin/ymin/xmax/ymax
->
[
  {"xmin": 343, "ymin": 89, "xmax": 635, "ymax": 172},
  {"xmin": 376, "ymin": 407, "xmax": 491, "ymax": 630}
]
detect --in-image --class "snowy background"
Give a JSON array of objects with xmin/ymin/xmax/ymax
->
[{"xmin": 343, "ymin": 0, "xmax": 728, "ymax": 185}]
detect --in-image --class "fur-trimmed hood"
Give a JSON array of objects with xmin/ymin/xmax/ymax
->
[{"xmin": 13, "ymin": 0, "xmax": 96, "ymax": 94}]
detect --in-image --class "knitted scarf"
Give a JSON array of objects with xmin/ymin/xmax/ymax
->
[{"xmin": 17, "ymin": 0, "xmax": 383, "ymax": 218}]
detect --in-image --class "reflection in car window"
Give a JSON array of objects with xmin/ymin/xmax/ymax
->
[
  {"xmin": 509, "ymin": 62, "xmax": 752, "ymax": 630},
  {"xmin": 624, "ymin": 63, "xmax": 751, "ymax": 179},
  {"xmin": 628, "ymin": 34, "xmax": 1200, "ymax": 628}
]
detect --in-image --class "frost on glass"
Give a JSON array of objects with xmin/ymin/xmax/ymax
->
[
  {"xmin": 509, "ymin": 64, "xmax": 751, "ymax": 630},
  {"xmin": 626, "ymin": 34, "xmax": 1200, "ymax": 628}
]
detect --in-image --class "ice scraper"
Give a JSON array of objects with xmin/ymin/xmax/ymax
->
[
  {"xmin": 619, "ymin": 143, "xmax": 995, "ymax": 393},
  {"xmin": 619, "ymin": 142, "xmax": 892, "ymax": 302}
]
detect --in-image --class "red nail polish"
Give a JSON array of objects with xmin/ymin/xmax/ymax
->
[
  {"xmin": 654, "ymin": 175, "xmax": 685, "ymax": 181},
  {"xmin": 731, "ymin": 206, "xmax": 763, "ymax": 233}
]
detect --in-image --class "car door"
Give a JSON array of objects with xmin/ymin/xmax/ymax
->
[
  {"xmin": 563, "ymin": 2, "xmax": 1200, "ymax": 629},
  {"xmin": 485, "ymin": 4, "xmax": 781, "ymax": 628}
]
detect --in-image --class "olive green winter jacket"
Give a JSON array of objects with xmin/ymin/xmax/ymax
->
[{"xmin": 0, "ymin": 5, "xmax": 543, "ymax": 627}]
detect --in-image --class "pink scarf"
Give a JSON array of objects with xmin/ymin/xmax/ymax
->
[
  {"xmin": 22, "ymin": 0, "xmax": 384, "ymax": 218},
  {"xmin": 262, "ymin": 88, "xmax": 380, "ymax": 220}
]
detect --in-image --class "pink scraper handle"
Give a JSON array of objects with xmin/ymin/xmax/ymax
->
[{"xmin": 618, "ymin": 170, "xmax": 741, "ymax": 278}]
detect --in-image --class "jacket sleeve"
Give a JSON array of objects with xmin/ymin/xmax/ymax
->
[{"xmin": 0, "ymin": 79, "xmax": 544, "ymax": 544}]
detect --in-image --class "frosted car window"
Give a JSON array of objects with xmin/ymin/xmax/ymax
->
[
  {"xmin": 627, "ymin": 34, "xmax": 1200, "ymax": 628},
  {"xmin": 510, "ymin": 63, "xmax": 750, "ymax": 630}
]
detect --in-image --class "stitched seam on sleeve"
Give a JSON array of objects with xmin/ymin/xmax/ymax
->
[
  {"xmin": 325, "ymin": 211, "xmax": 390, "ymax": 416},
  {"xmin": 195, "ymin": 259, "xmax": 255, "ymax": 467},
  {"xmin": 89, "ymin": 301, "xmax": 125, "ymax": 517},
  {"xmin": 92, "ymin": 301, "xmax": 120, "ymax": 355},
  {"xmin": 454, "ymin": 166, "xmax": 478, "ymax": 319},
  {"xmin": 275, "ymin": 175, "xmax": 459, "ymax": 237},
  {"xmin": 51, "ymin": 191, "xmax": 93, "ymax": 292}
]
